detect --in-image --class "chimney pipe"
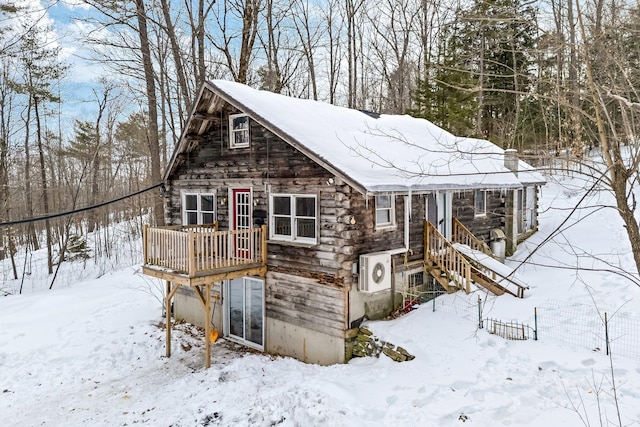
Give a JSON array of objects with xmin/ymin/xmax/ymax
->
[{"xmin": 504, "ymin": 149, "xmax": 518, "ymax": 176}]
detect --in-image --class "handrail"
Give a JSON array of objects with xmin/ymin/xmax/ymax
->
[
  {"xmin": 452, "ymin": 218, "xmax": 494, "ymax": 257},
  {"xmin": 144, "ymin": 224, "xmax": 266, "ymax": 277},
  {"xmin": 424, "ymin": 221, "xmax": 471, "ymax": 293},
  {"xmin": 154, "ymin": 222, "xmax": 219, "ymax": 232}
]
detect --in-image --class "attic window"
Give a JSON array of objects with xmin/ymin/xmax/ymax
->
[{"xmin": 229, "ymin": 113, "xmax": 249, "ymax": 148}]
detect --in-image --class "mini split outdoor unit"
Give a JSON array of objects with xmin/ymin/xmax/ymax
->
[{"xmin": 359, "ymin": 252, "xmax": 392, "ymax": 293}]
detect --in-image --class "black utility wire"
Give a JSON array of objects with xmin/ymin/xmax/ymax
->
[{"xmin": 0, "ymin": 182, "xmax": 164, "ymax": 227}]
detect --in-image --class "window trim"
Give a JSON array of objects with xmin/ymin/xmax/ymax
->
[
  {"xmin": 269, "ymin": 193, "xmax": 318, "ymax": 244},
  {"xmin": 375, "ymin": 193, "xmax": 396, "ymax": 230},
  {"xmin": 182, "ymin": 191, "xmax": 216, "ymax": 225},
  {"xmin": 229, "ymin": 113, "xmax": 250, "ymax": 148},
  {"xmin": 474, "ymin": 190, "xmax": 487, "ymax": 218}
]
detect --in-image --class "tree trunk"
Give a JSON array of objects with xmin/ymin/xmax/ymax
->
[
  {"xmin": 23, "ymin": 99, "xmax": 39, "ymax": 250},
  {"xmin": 159, "ymin": 0, "xmax": 191, "ymax": 109},
  {"xmin": 577, "ymin": 1, "xmax": 640, "ymax": 278},
  {"xmin": 33, "ymin": 95, "xmax": 53, "ymax": 274},
  {"xmin": 237, "ymin": 0, "xmax": 259, "ymax": 84},
  {"xmin": 476, "ymin": 30, "xmax": 485, "ymax": 138},
  {"xmin": 135, "ymin": 0, "xmax": 164, "ymax": 227}
]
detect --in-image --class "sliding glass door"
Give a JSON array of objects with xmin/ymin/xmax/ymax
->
[{"xmin": 225, "ymin": 277, "xmax": 264, "ymax": 349}]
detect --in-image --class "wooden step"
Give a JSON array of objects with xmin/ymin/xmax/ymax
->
[
  {"xmin": 427, "ymin": 268, "xmax": 458, "ymax": 293},
  {"xmin": 470, "ymin": 268, "xmax": 507, "ymax": 296}
]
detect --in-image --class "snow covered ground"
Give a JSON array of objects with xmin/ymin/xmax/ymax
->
[{"xmin": 2, "ymin": 168, "xmax": 640, "ymax": 426}]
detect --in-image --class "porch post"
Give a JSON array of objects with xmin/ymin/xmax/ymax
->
[
  {"xmin": 165, "ymin": 280, "xmax": 171, "ymax": 358},
  {"xmin": 143, "ymin": 224, "xmax": 148, "ymax": 265},
  {"xmin": 261, "ymin": 224, "xmax": 267, "ymax": 266},
  {"xmin": 204, "ymin": 283, "xmax": 212, "ymax": 368},
  {"xmin": 505, "ymin": 190, "xmax": 517, "ymax": 256}
]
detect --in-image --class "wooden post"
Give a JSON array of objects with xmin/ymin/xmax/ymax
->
[
  {"xmin": 204, "ymin": 283, "xmax": 212, "ymax": 368},
  {"xmin": 261, "ymin": 224, "xmax": 268, "ymax": 266},
  {"xmin": 465, "ymin": 264, "xmax": 471, "ymax": 294},
  {"xmin": 143, "ymin": 224, "xmax": 148, "ymax": 265},
  {"xmin": 423, "ymin": 221, "xmax": 428, "ymax": 263},
  {"xmin": 188, "ymin": 231, "xmax": 196, "ymax": 277},
  {"xmin": 165, "ymin": 280, "xmax": 171, "ymax": 358}
]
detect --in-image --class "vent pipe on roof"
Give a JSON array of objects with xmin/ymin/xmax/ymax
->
[{"xmin": 504, "ymin": 149, "xmax": 519, "ymax": 176}]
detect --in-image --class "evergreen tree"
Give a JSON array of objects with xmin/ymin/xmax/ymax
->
[
  {"xmin": 455, "ymin": 0, "xmax": 537, "ymax": 146},
  {"xmin": 410, "ymin": 23, "xmax": 477, "ymax": 136}
]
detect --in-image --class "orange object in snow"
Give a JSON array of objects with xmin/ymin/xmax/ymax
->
[{"xmin": 210, "ymin": 329, "xmax": 219, "ymax": 343}]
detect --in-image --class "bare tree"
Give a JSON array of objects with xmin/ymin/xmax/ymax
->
[
  {"xmin": 575, "ymin": 1, "xmax": 640, "ymax": 277},
  {"xmin": 292, "ymin": 0, "xmax": 321, "ymax": 100},
  {"xmin": 345, "ymin": 0, "xmax": 364, "ymax": 108},
  {"xmin": 209, "ymin": 0, "xmax": 261, "ymax": 84},
  {"xmin": 134, "ymin": 0, "xmax": 164, "ymax": 226},
  {"xmin": 367, "ymin": 0, "xmax": 421, "ymax": 113},
  {"xmin": 159, "ymin": 0, "xmax": 193, "ymax": 109},
  {"xmin": 320, "ymin": 0, "xmax": 343, "ymax": 104}
]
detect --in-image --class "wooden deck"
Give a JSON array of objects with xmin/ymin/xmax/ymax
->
[{"xmin": 142, "ymin": 223, "xmax": 267, "ymax": 285}]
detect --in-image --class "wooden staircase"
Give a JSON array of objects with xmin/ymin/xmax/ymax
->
[{"xmin": 424, "ymin": 220, "xmax": 527, "ymax": 298}]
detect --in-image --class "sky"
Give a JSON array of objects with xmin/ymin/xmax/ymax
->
[
  {"xmin": 3, "ymin": 1, "xmax": 125, "ymax": 124},
  {"xmin": 1, "ymin": 156, "xmax": 640, "ymax": 426}
]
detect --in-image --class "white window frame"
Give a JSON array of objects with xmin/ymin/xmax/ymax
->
[
  {"xmin": 269, "ymin": 193, "xmax": 318, "ymax": 244},
  {"xmin": 375, "ymin": 193, "xmax": 396, "ymax": 230},
  {"xmin": 229, "ymin": 113, "xmax": 250, "ymax": 148},
  {"xmin": 182, "ymin": 191, "xmax": 216, "ymax": 225},
  {"xmin": 474, "ymin": 190, "xmax": 487, "ymax": 217}
]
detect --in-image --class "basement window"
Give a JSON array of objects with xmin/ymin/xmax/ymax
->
[{"xmin": 229, "ymin": 113, "xmax": 250, "ymax": 148}]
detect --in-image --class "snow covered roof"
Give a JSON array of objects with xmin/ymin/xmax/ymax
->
[{"xmin": 166, "ymin": 80, "xmax": 546, "ymax": 194}]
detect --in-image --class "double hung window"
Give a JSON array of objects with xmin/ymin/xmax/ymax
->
[
  {"xmin": 270, "ymin": 194, "xmax": 317, "ymax": 244},
  {"xmin": 375, "ymin": 194, "xmax": 395, "ymax": 229},
  {"xmin": 183, "ymin": 192, "xmax": 215, "ymax": 225},
  {"xmin": 229, "ymin": 113, "xmax": 249, "ymax": 148},
  {"xmin": 474, "ymin": 190, "xmax": 487, "ymax": 217}
]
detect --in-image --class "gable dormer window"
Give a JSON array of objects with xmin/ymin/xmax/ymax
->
[{"xmin": 229, "ymin": 113, "xmax": 249, "ymax": 148}]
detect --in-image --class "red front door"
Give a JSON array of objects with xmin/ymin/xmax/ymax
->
[{"xmin": 232, "ymin": 189, "xmax": 251, "ymax": 259}]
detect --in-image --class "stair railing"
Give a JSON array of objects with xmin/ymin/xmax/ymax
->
[
  {"xmin": 452, "ymin": 218, "xmax": 494, "ymax": 257},
  {"xmin": 424, "ymin": 221, "xmax": 471, "ymax": 293}
]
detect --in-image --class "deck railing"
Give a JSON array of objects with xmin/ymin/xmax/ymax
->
[
  {"xmin": 143, "ymin": 223, "xmax": 267, "ymax": 277},
  {"xmin": 452, "ymin": 218, "xmax": 494, "ymax": 257},
  {"xmin": 424, "ymin": 221, "xmax": 471, "ymax": 293}
]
